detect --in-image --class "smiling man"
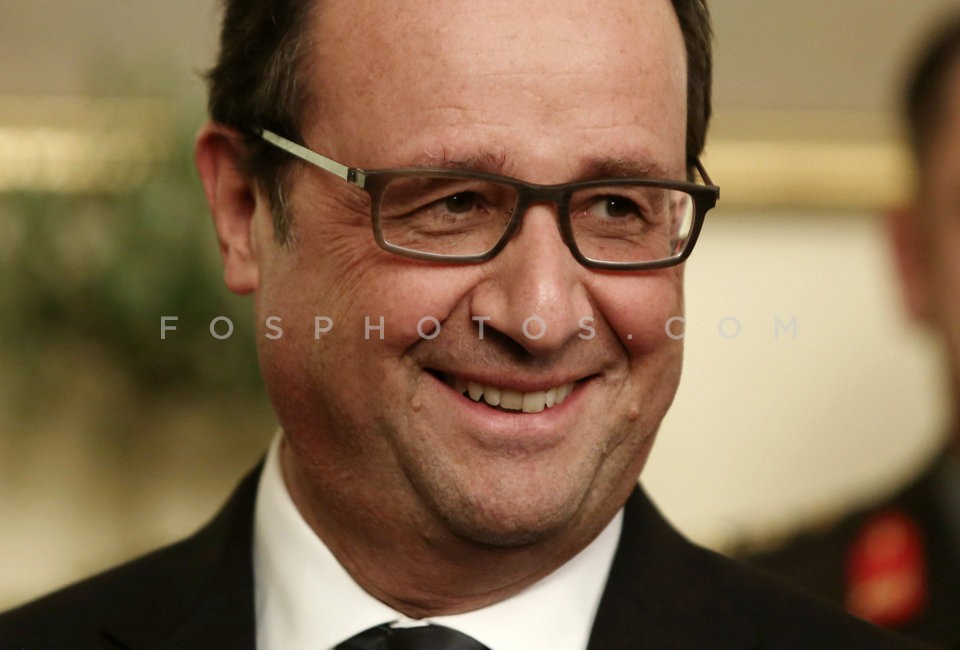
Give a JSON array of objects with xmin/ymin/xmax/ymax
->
[{"xmin": 0, "ymin": 1, "xmax": 931, "ymax": 649}]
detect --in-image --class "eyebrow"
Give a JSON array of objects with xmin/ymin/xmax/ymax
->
[
  {"xmin": 398, "ymin": 150, "xmax": 676, "ymax": 182},
  {"xmin": 580, "ymin": 157, "xmax": 676, "ymax": 181}
]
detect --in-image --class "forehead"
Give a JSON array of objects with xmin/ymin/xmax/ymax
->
[{"xmin": 304, "ymin": 0, "xmax": 687, "ymax": 177}]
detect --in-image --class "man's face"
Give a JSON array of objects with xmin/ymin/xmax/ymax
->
[
  {"xmin": 900, "ymin": 61, "xmax": 960, "ymax": 416},
  {"xmin": 255, "ymin": 0, "xmax": 688, "ymax": 545}
]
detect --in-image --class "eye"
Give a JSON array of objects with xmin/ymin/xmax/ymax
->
[
  {"xmin": 588, "ymin": 195, "xmax": 643, "ymax": 219},
  {"xmin": 442, "ymin": 192, "xmax": 481, "ymax": 214}
]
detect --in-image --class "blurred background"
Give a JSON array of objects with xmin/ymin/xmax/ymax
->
[{"xmin": 0, "ymin": 0, "xmax": 955, "ymax": 609}]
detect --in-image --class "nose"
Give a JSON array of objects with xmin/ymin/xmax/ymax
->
[{"xmin": 469, "ymin": 204, "xmax": 595, "ymax": 355}]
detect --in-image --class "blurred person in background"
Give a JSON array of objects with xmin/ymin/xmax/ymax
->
[
  {"xmin": 743, "ymin": 14, "xmax": 960, "ymax": 650},
  {"xmin": 0, "ymin": 0, "xmax": 932, "ymax": 648}
]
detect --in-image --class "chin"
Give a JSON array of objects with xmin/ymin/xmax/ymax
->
[
  {"xmin": 445, "ymin": 512, "xmax": 571, "ymax": 548},
  {"xmin": 419, "ymin": 472, "xmax": 596, "ymax": 548}
]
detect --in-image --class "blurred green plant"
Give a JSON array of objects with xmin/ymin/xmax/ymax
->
[{"xmin": 0, "ymin": 108, "xmax": 263, "ymax": 401}]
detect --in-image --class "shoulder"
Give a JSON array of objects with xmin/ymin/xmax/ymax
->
[
  {"xmin": 738, "ymin": 452, "xmax": 951, "ymax": 602},
  {"xmin": 0, "ymin": 534, "xmax": 210, "ymax": 648},
  {"xmin": 592, "ymin": 486, "xmax": 931, "ymax": 649},
  {"xmin": 0, "ymin": 465, "xmax": 260, "ymax": 649},
  {"xmin": 733, "ymin": 451, "xmax": 960, "ymax": 646},
  {"xmin": 699, "ymin": 546, "xmax": 931, "ymax": 649},
  {"xmin": 738, "ymin": 502, "xmax": 862, "ymax": 604}
]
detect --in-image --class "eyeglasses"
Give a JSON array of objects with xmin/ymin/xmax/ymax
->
[{"xmin": 258, "ymin": 128, "xmax": 719, "ymax": 270}]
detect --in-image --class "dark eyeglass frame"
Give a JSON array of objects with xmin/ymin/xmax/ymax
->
[{"xmin": 258, "ymin": 128, "xmax": 719, "ymax": 270}]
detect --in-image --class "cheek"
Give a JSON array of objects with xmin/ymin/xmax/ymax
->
[
  {"xmin": 925, "ymin": 221, "xmax": 960, "ymax": 327},
  {"xmin": 334, "ymin": 260, "xmax": 490, "ymax": 353},
  {"xmin": 935, "ymin": 259, "xmax": 960, "ymax": 354},
  {"xmin": 263, "ymin": 263, "xmax": 487, "ymax": 369},
  {"xmin": 279, "ymin": 183, "xmax": 490, "ymax": 340},
  {"xmin": 591, "ymin": 267, "xmax": 684, "ymax": 354}
]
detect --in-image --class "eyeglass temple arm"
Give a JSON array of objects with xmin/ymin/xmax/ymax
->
[
  {"xmin": 258, "ymin": 128, "xmax": 368, "ymax": 188},
  {"xmin": 260, "ymin": 127, "xmax": 712, "ymax": 194},
  {"xmin": 693, "ymin": 157, "xmax": 716, "ymax": 188}
]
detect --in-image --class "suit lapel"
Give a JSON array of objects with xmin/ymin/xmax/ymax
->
[
  {"xmin": 100, "ymin": 465, "xmax": 261, "ymax": 650},
  {"xmin": 588, "ymin": 487, "xmax": 758, "ymax": 650}
]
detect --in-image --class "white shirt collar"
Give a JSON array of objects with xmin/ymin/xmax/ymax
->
[{"xmin": 254, "ymin": 433, "xmax": 622, "ymax": 650}]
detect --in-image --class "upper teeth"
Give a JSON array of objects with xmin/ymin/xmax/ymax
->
[{"xmin": 451, "ymin": 377, "xmax": 574, "ymax": 413}]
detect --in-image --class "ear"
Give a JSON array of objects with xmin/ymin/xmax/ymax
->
[
  {"xmin": 195, "ymin": 123, "xmax": 262, "ymax": 295},
  {"xmin": 886, "ymin": 203, "xmax": 930, "ymax": 323}
]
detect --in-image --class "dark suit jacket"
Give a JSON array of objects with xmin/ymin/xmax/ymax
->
[
  {"xmin": 0, "ymin": 465, "xmax": 932, "ymax": 649},
  {"xmin": 742, "ymin": 449, "xmax": 960, "ymax": 649}
]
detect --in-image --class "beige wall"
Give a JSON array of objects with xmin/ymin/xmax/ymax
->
[{"xmin": 647, "ymin": 209, "xmax": 946, "ymax": 549}]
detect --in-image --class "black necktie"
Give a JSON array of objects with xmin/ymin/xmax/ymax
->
[{"xmin": 335, "ymin": 623, "xmax": 491, "ymax": 650}]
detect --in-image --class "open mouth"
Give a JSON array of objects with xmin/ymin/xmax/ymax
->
[{"xmin": 433, "ymin": 372, "xmax": 577, "ymax": 414}]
